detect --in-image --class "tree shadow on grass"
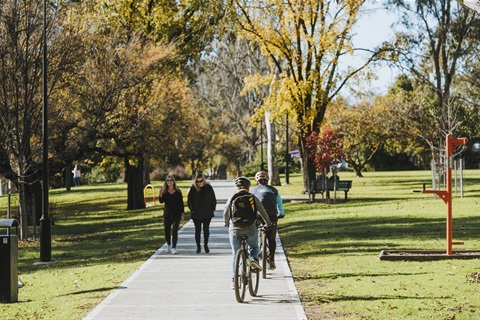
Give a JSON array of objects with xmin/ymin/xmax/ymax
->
[
  {"xmin": 281, "ymin": 214, "xmax": 480, "ymax": 257},
  {"xmin": 53, "ymin": 198, "xmax": 135, "ymax": 218},
  {"xmin": 19, "ymin": 211, "xmax": 165, "ymax": 272},
  {"xmin": 60, "ymin": 286, "xmax": 119, "ymax": 296},
  {"xmin": 307, "ymin": 293, "xmax": 450, "ymax": 304},
  {"xmin": 51, "ymin": 185, "xmax": 130, "ymax": 195},
  {"xmin": 294, "ymin": 271, "xmax": 429, "ymax": 281},
  {"xmin": 310, "ymin": 197, "xmax": 409, "ymax": 206}
]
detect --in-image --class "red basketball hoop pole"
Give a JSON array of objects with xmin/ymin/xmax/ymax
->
[{"xmin": 421, "ymin": 134, "xmax": 468, "ymax": 255}]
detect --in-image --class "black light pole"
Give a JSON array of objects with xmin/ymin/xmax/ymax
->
[
  {"xmin": 39, "ymin": 0, "xmax": 52, "ymax": 263},
  {"xmin": 38, "ymin": 0, "xmax": 81, "ymax": 263}
]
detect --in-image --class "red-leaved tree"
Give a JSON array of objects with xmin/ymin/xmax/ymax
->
[{"xmin": 306, "ymin": 127, "xmax": 347, "ymax": 174}]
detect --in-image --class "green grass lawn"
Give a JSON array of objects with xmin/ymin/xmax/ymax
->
[
  {"xmin": 277, "ymin": 170, "xmax": 480, "ymax": 319},
  {"xmin": 1, "ymin": 170, "xmax": 479, "ymax": 319},
  {"xmin": 0, "ymin": 182, "xmax": 186, "ymax": 320}
]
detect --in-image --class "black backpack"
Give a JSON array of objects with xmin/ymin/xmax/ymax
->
[{"xmin": 230, "ymin": 191, "xmax": 257, "ymax": 227}]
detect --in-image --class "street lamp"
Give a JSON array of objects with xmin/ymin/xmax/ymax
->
[{"xmin": 39, "ymin": 0, "xmax": 82, "ymax": 263}]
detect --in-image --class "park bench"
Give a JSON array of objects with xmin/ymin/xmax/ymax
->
[{"xmin": 310, "ymin": 179, "xmax": 353, "ymax": 202}]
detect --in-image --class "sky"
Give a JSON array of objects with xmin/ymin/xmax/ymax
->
[
  {"xmin": 350, "ymin": 3, "xmax": 400, "ymax": 95},
  {"xmin": 350, "ymin": 0, "xmax": 480, "ymax": 96}
]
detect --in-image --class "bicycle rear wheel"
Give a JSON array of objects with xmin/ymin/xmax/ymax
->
[
  {"xmin": 261, "ymin": 232, "xmax": 267, "ymax": 279},
  {"xmin": 234, "ymin": 249, "xmax": 247, "ymax": 303},
  {"xmin": 249, "ymin": 265, "xmax": 260, "ymax": 296}
]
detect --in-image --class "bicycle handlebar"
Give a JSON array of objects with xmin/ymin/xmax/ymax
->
[{"xmin": 258, "ymin": 223, "xmax": 275, "ymax": 231}]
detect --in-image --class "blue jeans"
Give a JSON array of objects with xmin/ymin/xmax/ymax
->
[{"xmin": 228, "ymin": 225, "xmax": 259, "ymax": 277}]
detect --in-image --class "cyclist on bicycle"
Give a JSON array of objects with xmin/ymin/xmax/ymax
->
[
  {"xmin": 250, "ymin": 171, "xmax": 285, "ymax": 270},
  {"xmin": 224, "ymin": 176, "xmax": 272, "ymax": 280}
]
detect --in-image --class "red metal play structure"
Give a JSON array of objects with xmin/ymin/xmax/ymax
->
[{"xmin": 419, "ymin": 134, "xmax": 468, "ymax": 255}]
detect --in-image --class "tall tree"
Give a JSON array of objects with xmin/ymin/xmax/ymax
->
[
  {"xmin": 388, "ymin": 0, "xmax": 480, "ymax": 176},
  {"xmin": 0, "ymin": 0, "xmax": 83, "ymax": 237},
  {"xmin": 88, "ymin": 0, "xmax": 227, "ymax": 67},
  {"xmin": 328, "ymin": 95, "xmax": 410, "ymax": 176},
  {"xmin": 175, "ymin": 103, "xmax": 213, "ymax": 176},
  {"xmin": 72, "ymin": 28, "xmax": 192, "ymax": 209},
  {"xmin": 231, "ymin": 0, "xmax": 390, "ymax": 187},
  {"xmin": 62, "ymin": 0, "xmax": 223, "ymax": 209},
  {"xmin": 194, "ymin": 36, "xmax": 271, "ymax": 170}
]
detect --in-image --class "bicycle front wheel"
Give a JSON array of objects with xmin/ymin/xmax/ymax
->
[
  {"xmin": 234, "ymin": 249, "xmax": 247, "ymax": 303},
  {"xmin": 249, "ymin": 265, "xmax": 260, "ymax": 296},
  {"xmin": 261, "ymin": 232, "xmax": 267, "ymax": 279}
]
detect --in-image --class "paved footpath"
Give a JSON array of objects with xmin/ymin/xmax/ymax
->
[{"xmin": 83, "ymin": 180, "xmax": 307, "ymax": 320}]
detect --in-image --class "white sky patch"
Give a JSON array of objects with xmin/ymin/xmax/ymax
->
[{"xmin": 347, "ymin": 3, "xmax": 401, "ymax": 96}]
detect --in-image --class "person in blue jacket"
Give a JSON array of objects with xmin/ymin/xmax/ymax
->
[{"xmin": 250, "ymin": 171, "xmax": 285, "ymax": 270}]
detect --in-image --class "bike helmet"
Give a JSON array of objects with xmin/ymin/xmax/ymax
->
[
  {"xmin": 255, "ymin": 171, "xmax": 269, "ymax": 184},
  {"xmin": 235, "ymin": 176, "xmax": 251, "ymax": 189}
]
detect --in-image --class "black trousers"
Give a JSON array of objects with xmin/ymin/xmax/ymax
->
[
  {"xmin": 193, "ymin": 218, "xmax": 212, "ymax": 247},
  {"xmin": 266, "ymin": 224, "xmax": 277, "ymax": 261},
  {"xmin": 164, "ymin": 216, "xmax": 181, "ymax": 248}
]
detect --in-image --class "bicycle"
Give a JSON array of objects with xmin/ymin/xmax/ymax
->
[
  {"xmin": 258, "ymin": 224, "xmax": 270, "ymax": 279},
  {"xmin": 233, "ymin": 235, "xmax": 260, "ymax": 303}
]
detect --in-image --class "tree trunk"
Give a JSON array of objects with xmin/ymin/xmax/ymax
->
[
  {"xmin": 125, "ymin": 156, "xmax": 146, "ymax": 210},
  {"xmin": 190, "ymin": 159, "xmax": 196, "ymax": 178},
  {"xmin": 17, "ymin": 167, "xmax": 42, "ymax": 239},
  {"xmin": 25, "ymin": 181, "xmax": 42, "ymax": 226},
  {"xmin": 64, "ymin": 164, "xmax": 73, "ymax": 191},
  {"xmin": 352, "ymin": 165, "xmax": 364, "ymax": 178},
  {"xmin": 18, "ymin": 181, "xmax": 28, "ymax": 239},
  {"xmin": 265, "ymin": 112, "xmax": 281, "ymax": 186},
  {"xmin": 299, "ymin": 131, "xmax": 317, "ymax": 193},
  {"xmin": 143, "ymin": 157, "xmax": 151, "ymax": 186}
]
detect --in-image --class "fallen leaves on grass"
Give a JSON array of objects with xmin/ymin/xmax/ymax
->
[{"xmin": 466, "ymin": 271, "xmax": 480, "ymax": 283}]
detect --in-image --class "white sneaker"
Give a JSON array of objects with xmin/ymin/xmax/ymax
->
[
  {"xmin": 166, "ymin": 245, "xmax": 171, "ymax": 253},
  {"xmin": 172, "ymin": 248, "xmax": 178, "ymax": 254}
]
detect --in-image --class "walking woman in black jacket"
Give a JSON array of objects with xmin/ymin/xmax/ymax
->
[
  {"xmin": 159, "ymin": 175, "xmax": 185, "ymax": 254},
  {"xmin": 187, "ymin": 173, "xmax": 217, "ymax": 253}
]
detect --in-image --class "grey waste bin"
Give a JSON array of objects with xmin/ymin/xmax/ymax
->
[{"xmin": 0, "ymin": 219, "xmax": 19, "ymax": 303}]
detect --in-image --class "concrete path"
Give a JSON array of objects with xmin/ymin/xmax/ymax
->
[{"xmin": 83, "ymin": 180, "xmax": 307, "ymax": 320}]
